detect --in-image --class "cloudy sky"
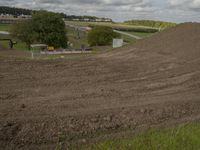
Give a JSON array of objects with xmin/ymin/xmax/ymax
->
[{"xmin": 1, "ymin": 0, "xmax": 200, "ymax": 22}]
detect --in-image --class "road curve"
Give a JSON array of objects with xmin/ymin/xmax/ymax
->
[{"xmin": 114, "ymin": 30, "xmax": 142, "ymax": 39}]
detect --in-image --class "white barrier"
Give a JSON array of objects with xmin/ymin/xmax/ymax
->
[{"xmin": 113, "ymin": 39, "xmax": 123, "ymax": 48}]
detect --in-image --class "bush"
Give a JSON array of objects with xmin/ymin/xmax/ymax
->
[{"xmin": 88, "ymin": 26, "xmax": 120, "ymax": 46}]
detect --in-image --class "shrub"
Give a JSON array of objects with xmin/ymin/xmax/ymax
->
[{"xmin": 88, "ymin": 26, "xmax": 120, "ymax": 46}]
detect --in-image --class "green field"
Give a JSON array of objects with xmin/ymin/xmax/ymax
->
[
  {"xmin": 65, "ymin": 21, "xmax": 159, "ymax": 29},
  {"xmin": 127, "ymin": 31, "xmax": 156, "ymax": 38},
  {"xmin": 72, "ymin": 123, "xmax": 200, "ymax": 150},
  {"xmin": 0, "ymin": 24, "xmax": 12, "ymax": 31},
  {"xmin": 0, "ymin": 40, "xmax": 28, "ymax": 51},
  {"xmin": 0, "ymin": 34, "xmax": 28, "ymax": 51},
  {"xmin": 0, "ymin": 24, "xmax": 31, "ymax": 51},
  {"xmin": 124, "ymin": 20, "xmax": 177, "ymax": 29},
  {"xmin": 120, "ymin": 34, "xmax": 137, "ymax": 44}
]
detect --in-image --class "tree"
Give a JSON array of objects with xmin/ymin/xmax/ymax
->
[
  {"xmin": 11, "ymin": 20, "xmax": 36, "ymax": 50},
  {"xmin": 88, "ymin": 26, "xmax": 120, "ymax": 46},
  {"xmin": 12, "ymin": 10, "xmax": 68, "ymax": 49}
]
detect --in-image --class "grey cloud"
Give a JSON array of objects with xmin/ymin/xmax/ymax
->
[
  {"xmin": 168, "ymin": 0, "xmax": 200, "ymax": 11},
  {"xmin": 35, "ymin": 0, "xmax": 63, "ymax": 4},
  {"xmin": 0, "ymin": 0, "xmax": 200, "ymax": 22}
]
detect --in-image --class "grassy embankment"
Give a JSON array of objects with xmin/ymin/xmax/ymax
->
[
  {"xmin": 123, "ymin": 20, "xmax": 177, "ymax": 29},
  {"xmin": 70, "ymin": 123, "xmax": 200, "ymax": 150},
  {"xmin": 0, "ymin": 24, "xmax": 12, "ymax": 31},
  {"xmin": 65, "ymin": 21, "xmax": 159, "ymax": 30},
  {"xmin": 65, "ymin": 21, "xmax": 157, "ymax": 44}
]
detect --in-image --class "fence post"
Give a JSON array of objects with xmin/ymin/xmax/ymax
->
[{"xmin": 31, "ymin": 51, "xmax": 34, "ymax": 59}]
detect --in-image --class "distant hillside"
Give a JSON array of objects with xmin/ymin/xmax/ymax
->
[
  {"xmin": 0, "ymin": 6, "xmax": 112, "ymax": 22},
  {"xmin": 64, "ymin": 15, "xmax": 112, "ymax": 22},
  {"xmin": 0, "ymin": 6, "xmax": 32, "ymax": 16},
  {"xmin": 124, "ymin": 20, "xmax": 177, "ymax": 29}
]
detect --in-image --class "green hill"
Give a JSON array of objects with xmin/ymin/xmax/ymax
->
[{"xmin": 124, "ymin": 20, "xmax": 177, "ymax": 29}]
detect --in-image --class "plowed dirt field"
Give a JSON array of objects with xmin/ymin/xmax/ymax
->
[{"xmin": 1, "ymin": 23, "xmax": 200, "ymax": 150}]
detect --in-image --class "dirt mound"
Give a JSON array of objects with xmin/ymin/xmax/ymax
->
[
  {"xmin": 136, "ymin": 23, "xmax": 200, "ymax": 60},
  {"xmin": 1, "ymin": 23, "xmax": 200, "ymax": 150},
  {"xmin": 103, "ymin": 23, "xmax": 200, "ymax": 61}
]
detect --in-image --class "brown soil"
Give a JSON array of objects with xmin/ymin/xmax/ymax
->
[
  {"xmin": 0, "ymin": 48, "xmax": 31, "ymax": 59},
  {"xmin": 0, "ymin": 23, "xmax": 200, "ymax": 150}
]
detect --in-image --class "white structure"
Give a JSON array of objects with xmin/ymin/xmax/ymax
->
[
  {"xmin": 72, "ymin": 19, "xmax": 80, "ymax": 21},
  {"xmin": 30, "ymin": 44, "xmax": 48, "ymax": 59},
  {"xmin": 113, "ymin": 39, "xmax": 123, "ymax": 48},
  {"xmin": 0, "ymin": 31, "xmax": 10, "ymax": 35},
  {"xmin": 83, "ymin": 18, "xmax": 90, "ymax": 21}
]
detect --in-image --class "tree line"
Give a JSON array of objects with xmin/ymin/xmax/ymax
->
[
  {"xmin": 0, "ymin": 6, "xmax": 32, "ymax": 16},
  {"xmin": 124, "ymin": 20, "xmax": 177, "ymax": 29},
  {"xmin": 63, "ymin": 15, "xmax": 98, "ymax": 20},
  {"xmin": 0, "ymin": 6, "xmax": 110, "ymax": 21}
]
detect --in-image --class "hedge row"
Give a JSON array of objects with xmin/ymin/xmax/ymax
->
[{"xmin": 88, "ymin": 25, "xmax": 159, "ymax": 33}]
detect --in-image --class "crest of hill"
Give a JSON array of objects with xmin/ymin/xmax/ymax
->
[
  {"xmin": 105, "ymin": 23, "xmax": 200, "ymax": 61},
  {"xmin": 135, "ymin": 23, "xmax": 200, "ymax": 60}
]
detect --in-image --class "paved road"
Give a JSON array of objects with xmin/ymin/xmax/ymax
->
[{"xmin": 113, "ymin": 30, "xmax": 142, "ymax": 40}]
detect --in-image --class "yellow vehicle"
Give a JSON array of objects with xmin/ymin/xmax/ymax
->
[{"xmin": 48, "ymin": 46, "xmax": 54, "ymax": 51}]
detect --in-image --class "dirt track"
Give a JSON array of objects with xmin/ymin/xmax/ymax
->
[{"xmin": 0, "ymin": 23, "xmax": 200, "ymax": 150}]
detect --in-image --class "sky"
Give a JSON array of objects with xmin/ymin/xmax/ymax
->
[{"xmin": 0, "ymin": 0, "xmax": 200, "ymax": 23}]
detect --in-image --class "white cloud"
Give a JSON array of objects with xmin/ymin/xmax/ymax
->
[{"xmin": 190, "ymin": 0, "xmax": 200, "ymax": 8}]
